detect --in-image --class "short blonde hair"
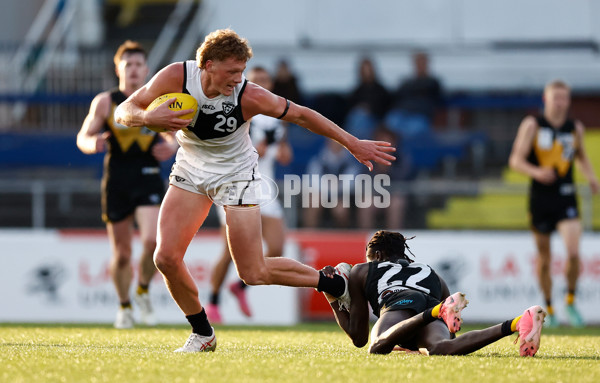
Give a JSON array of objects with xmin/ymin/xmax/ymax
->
[
  {"xmin": 196, "ymin": 29, "xmax": 253, "ymax": 69},
  {"xmin": 544, "ymin": 79, "xmax": 571, "ymax": 95}
]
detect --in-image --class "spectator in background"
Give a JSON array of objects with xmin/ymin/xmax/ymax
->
[
  {"xmin": 386, "ymin": 51, "xmax": 442, "ymax": 138},
  {"xmin": 345, "ymin": 57, "xmax": 391, "ymax": 139},
  {"xmin": 272, "ymin": 59, "xmax": 302, "ymax": 104},
  {"xmin": 357, "ymin": 125, "xmax": 414, "ymax": 229},
  {"xmin": 303, "ymin": 139, "xmax": 362, "ymax": 228}
]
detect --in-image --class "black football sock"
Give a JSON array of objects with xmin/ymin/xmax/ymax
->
[
  {"xmin": 186, "ymin": 309, "xmax": 213, "ymax": 336},
  {"xmin": 316, "ymin": 271, "xmax": 345, "ymax": 298},
  {"xmin": 422, "ymin": 307, "xmax": 438, "ymax": 324},
  {"xmin": 210, "ymin": 292, "xmax": 220, "ymax": 306},
  {"xmin": 501, "ymin": 319, "xmax": 515, "ymax": 336}
]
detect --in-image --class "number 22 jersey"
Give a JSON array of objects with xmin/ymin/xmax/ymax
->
[{"xmin": 365, "ymin": 259, "xmax": 443, "ymax": 317}]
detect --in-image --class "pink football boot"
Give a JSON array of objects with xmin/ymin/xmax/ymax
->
[
  {"xmin": 439, "ymin": 292, "xmax": 468, "ymax": 333},
  {"xmin": 516, "ymin": 305, "xmax": 546, "ymax": 357}
]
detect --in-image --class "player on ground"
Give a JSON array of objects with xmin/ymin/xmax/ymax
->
[
  {"xmin": 509, "ymin": 80, "xmax": 599, "ymax": 327},
  {"xmin": 322, "ymin": 230, "xmax": 546, "ymax": 356},
  {"xmin": 206, "ymin": 66, "xmax": 292, "ymax": 323},
  {"xmin": 77, "ymin": 40, "xmax": 178, "ymax": 328},
  {"xmin": 114, "ymin": 29, "xmax": 395, "ymax": 352}
]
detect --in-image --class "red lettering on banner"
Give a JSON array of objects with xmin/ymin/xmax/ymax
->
[
  {"xmin": 187, "ymin": 262, "xmax": 208, "ymax": 282},
  {"xmin": 551, "ymin": 258, "xmax": 564, "ymax": 276},
  {"xmin": 481, "ymin": 256, "xmax": 493, "ymax": 279},
  {"xmin": 79, "ymin": 261, "xmax": 111, "ymax": 286},
  {"xmin": 481, "ymin": 255, "xmax": 520, "ymax": 279},
  {"xmin": 527, "ymin": 254, "xmax": 600, "ymax": 279},
  {"xmin": 585, "ymin": 257, "xmax": 600, "ymax": 277},
  {"xmin": 502, "ymin": 256, "xmax": 519, "ymax": 276}
]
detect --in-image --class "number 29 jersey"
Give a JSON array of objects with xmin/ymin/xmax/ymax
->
[
  {"xmin": 175, "ymin": 60, "xmax": 258, "ymax": 174},
  {"xmin": 365, "ymin": 259, "xmax": 443, "ymax": 317}
]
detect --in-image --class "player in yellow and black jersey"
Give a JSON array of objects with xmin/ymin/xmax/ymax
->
[
  {"xmin": 510, "ymin": 80, "xmax": 599, "ymax": 328},
  {"xmin": 77, "ymin": 41, "xmax": 178, "ymax": 329},
  {"xmin": 102, "ymin": 88, "xmax": 165, "ymax": 224}
]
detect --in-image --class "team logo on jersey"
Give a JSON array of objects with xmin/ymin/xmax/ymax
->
[
  {"xmin": 393, "ymin": 299, "xmax": 414, "ymax": 306},
  {"xmin": 222, "ymin": 101, "xmax": 235, "ymax": 116}
]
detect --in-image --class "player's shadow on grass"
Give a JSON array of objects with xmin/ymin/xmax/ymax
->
[
  {"xmin": 1, "ymin": 342, "xmax": 166, "ymax": 351},
  {"xmin": 471, "ymin": 352, "xmax": 599, "ymax": 361}
]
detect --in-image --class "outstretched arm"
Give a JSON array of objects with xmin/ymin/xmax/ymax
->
[{"xmin": 242, "ymin": 84, "xmax": 396, "ymax": 171}]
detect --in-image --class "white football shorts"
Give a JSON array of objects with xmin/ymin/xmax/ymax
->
[{"xmin": 169, "ymin": 157, "xmax": 262, "ymax": 206}]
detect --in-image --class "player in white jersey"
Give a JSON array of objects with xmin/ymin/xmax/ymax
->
[
  {"xmin": 207, "ymin": 67, "xmax": 292, "ymax": 323},
  {"xmin": 115, "ymin": 29, "xmax": 396, "ymax": 352}
]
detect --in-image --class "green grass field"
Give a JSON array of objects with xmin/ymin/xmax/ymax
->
[{"xmin": 1, "ymin": 323, "xmax": 599, "ymax": 383}]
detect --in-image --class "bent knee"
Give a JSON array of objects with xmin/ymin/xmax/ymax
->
[
  {"xmin": 353, "ymin": 337, "xmax": 368, "ymax": 349},
  {"xmin": 111, "ymin": 251, "xmax": 131, "ymax": 268},
  {"xmin": 238, "ymin": 266, "xmax": 269, "ymax": 286},
  {"xmin": 428, "ymin": 339, "xmax": 454, "ymax": 355},
  {"xmin": 368, "ymin": 343, "xmax": 387, "ymax": 355},
  {"xmin": 368, "ymin": 338, "xmax": 391, "ymax": 354},
  {"xmin": 153, "ymin": 250, "xmax": 182, "ymax": 274}
]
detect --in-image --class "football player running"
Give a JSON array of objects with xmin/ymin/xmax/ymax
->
[
  {"xmin": 509, "ymin": 80, "xmax": 599, "ymax": 328},
  {"xmin": 115, "ymin": 29, "xmax": 396, "ymax": 352}
]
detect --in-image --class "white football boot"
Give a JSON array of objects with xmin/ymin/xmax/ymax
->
[
  {"xmin": 134, "ymin": 292, "xmax": 158, "ymax": 326},
  {"xmin": 175, "ymin": 328, "xmax": 217, "ymax": 353},
  {"xmin": 334, "ymin": 263, "xmax": 352, "ymax": 311},
  {"xmin": 114, "ymin": 307, "xmax": 134, "ymax": 329}
]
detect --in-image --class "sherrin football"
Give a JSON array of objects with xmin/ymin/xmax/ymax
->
[{"xmin": 145, "ymin": 92, "xmax": 198, "ymax": 132}]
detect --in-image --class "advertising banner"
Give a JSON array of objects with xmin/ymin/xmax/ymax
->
[
  {"xmin": 0, "ymin": 230, "xmax": 299, "ymax": 325},
  {"xmin": 297, "ymin": 230, "xmax": 600, "ymax": 324},
  {"xmin": 2, "ymin": 230, "xmax": 598, "ymax": 325}
]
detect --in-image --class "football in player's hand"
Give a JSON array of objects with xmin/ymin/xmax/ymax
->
[{"xmin": 146, "ymin": 93, "xmax": 197, "ymax": 132}]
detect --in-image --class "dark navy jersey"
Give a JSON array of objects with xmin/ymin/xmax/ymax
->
[{"xmin": 365, "ymin": 259, "xmax": 442, "ymax": 317}]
